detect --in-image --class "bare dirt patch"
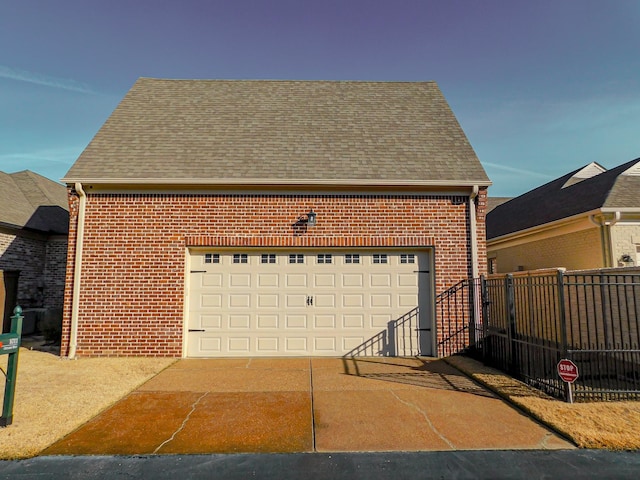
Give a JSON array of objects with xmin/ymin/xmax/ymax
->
[
  {"xmin": 445, "ymin": 356, "xmax": 640, "ymax": 450},
  {"xmin": 0, "ymin": 348, "xmax": 175, "ymax": 459}
]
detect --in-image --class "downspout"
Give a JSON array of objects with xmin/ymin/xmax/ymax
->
[
  {"xmin": 69, "ymin": 182, "xmax": 87, "ymax": 359},
  {"xmin": 469, "ymin": 185, "xmax": 479, "ymax": 279},
  {"xmin": 589, "ymin": 212, "xmax": 620, "ymax": 268}
]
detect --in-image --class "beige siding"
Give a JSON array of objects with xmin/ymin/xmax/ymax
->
[
  {"xmin": 610, "ymin": 224, "xmax": 640, "ymax": 267},
  {"xmin": 489, "ymin": 228, "xmax": 604, "ymax": 273}
]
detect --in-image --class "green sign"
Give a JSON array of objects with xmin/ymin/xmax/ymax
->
[{"xmin": 0, "ymin": 333, "xmax": 20, "ymax": 355}]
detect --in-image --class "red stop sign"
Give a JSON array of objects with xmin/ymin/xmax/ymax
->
[{"xmin": 557, "ymin": 359, "xmax": 579, "ymax": 383}]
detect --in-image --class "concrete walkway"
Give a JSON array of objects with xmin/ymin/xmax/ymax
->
[{"xmin": 43, "ymin": 357, "xmax": 573, "ymax": 455}]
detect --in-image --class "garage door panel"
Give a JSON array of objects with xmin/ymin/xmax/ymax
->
[
  {"xmin": 201, "ymin": 294, "xmax": 222, "ymax": 308},
  {"xmin": 257, "ymin": 314, "xmax": 278, "ymax": 329},
  {"xmin": 313, "ymin": 274, "xmax": 335, "ymax": 287},
  {"xmin": 188, "ymin": 250, "xmax": 432, "ymax": 357},
  {"xmin": 286, "ymin": 274, "xmax": 306, "ymax": 287},
  {"xmin": 229, "ymin": 294, "xmax": 250, "ymax": 308},
  {"xmin": 314, "ymin": 337, "xmax": 336, "ymax": 352},
  {"xmin": 286, "ymin": 294, "xmax": 307, "ymax": 308},
  {"xmin": 343, "ymin": 314, "xmax": 364, "ymax": 328},
  {"xmin": 370, "ymin": 274, "xmax": 391, "ymax": 287},
  {"xmin": 342, "ymin": 274, "xmax": 363, "ymax": 287},
  {"xmin": 228, "ymin": 337, "xmax": 251, "ymax": 352},
  {"xmin": 257, "ymin": 274, "xmax": 278, "ymax": 287},
  {"xmin": 371, "ymin": 294, "xmax": 391, "ymax": 307},
  {"xmin": 201, "ymin": 273, "xmax": 223, "ymax": 287},
  {"xmin": 229, "ymin": 274, "xmax": 251, "ymax": 287},
  {"xmin": 200, "ymin": 314, "xmax": 222, "ymax": 329},
  {"xmin": 228, "ymin": 315, "xmax": 250, "ymax": 329},
  {"xmin": 257, "ymin": 294, "xmax": 278, "ymax": 307},
  {"xmin": 370, "ymin": 314, "xmax": 391, "ymax": 328},
  {"xmin": 286, "ymin": 337, "xmax": 307, "ymax": 351},
  {"xmin": 398, "ymin": 274, "xmax": 418, "ymax": 287},
  {"xmin": 314, "ymin": 314, "xmax": 336, "ymax": 328},
  {"xmin": 286, "ymin": 315, "xmax": 307, "ymax": 328},
  {"xmin": 256, "ymin": 338, "xmax": 279, "ymax": 352},
  {"xmin": 343, "ymin": 294, "xmax": 364, "ymax": 307},
  {"xmin": 314, "ymin": 294, "xmax": 335, "ymax": 308}
]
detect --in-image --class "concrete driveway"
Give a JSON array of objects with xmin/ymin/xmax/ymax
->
[{"xmin": 43, "ymin": 357, "xmax": 573, "ymax": 455}]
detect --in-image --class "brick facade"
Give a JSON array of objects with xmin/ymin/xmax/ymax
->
[
  {"xmin": 0, "ymin": 228, "xmax": 67, "ymax": 310},
  {"xmin": 62, "ymin": 189, "xmax": 488, "ymax": 357}
]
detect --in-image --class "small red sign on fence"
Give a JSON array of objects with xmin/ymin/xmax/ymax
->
[{"xmin": 557, "ymin": 359, "xmax": 579, "ymax": 383}]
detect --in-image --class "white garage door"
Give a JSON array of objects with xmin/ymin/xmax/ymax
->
[{"xmin": 186, "ymin": 250, "xmax": 432, "ymax": 357}]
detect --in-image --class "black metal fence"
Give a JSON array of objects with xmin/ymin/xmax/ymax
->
[{"xmin": 436, "ymin": 268, "xmax": 640, "ymax": 401}]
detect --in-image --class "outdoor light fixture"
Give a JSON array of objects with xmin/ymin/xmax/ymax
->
[{"xmin": 306, "ymin": 209, "xmax": 317, "ymax": 227}]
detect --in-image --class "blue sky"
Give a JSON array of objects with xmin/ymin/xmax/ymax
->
[{"xmin": 1, "ymin": 0, "xmax": 639, "ymax": 196}]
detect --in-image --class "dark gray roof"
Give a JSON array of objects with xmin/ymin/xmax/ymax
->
[
  {"xmin": 0, "ymin": 171, "xmax": 69, "ymax": 234},
  {"xmin": 63, "ymin": 78, "xmax": 490, "ymax": 186},
  {"xmin": 486, "ymin": 197, "xmax": 513, "ymax": 213},
  {"xmin": 487, "ymin": 158, "xmax": 640, "ymax": 240}
]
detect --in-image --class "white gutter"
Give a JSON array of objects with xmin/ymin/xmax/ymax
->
[
  {"xmin": 69, "ymin": 182, "xmax": 87, "ymax": 359},
  {"xmin": 469, "ymin": 185, "xmax": 479, "ymax": 278},
  {"xmin": 61, "ymin": 177, "xmax": 493, "ymax": 187}
]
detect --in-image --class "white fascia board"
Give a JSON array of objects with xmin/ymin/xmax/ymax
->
[
  {"xmin": 61, "ymin": 177, "xmax": 492, "ymax": 188},
  {"xmin": 601, "ymin": 207, "xmax": 640, "ymax": 213}
]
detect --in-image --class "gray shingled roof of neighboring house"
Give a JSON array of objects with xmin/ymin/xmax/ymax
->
[
  {"xmin": 0, "ymin": 171, "xmax": 69, "ymax": 234},
  {"xmin": 487, "ymin": 158, "xmax": 640, "ymax": 240},
  {"xmin": 486, "ymin": 197, "xmax": 513, "ymax": 213},
  {"xmin": 63, "ymin": 78, "xmax": 490, "ymax": 186}
]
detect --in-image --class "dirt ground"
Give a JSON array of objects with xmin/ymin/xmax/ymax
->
[
  {"xmin": 1, "ymin": 349, "xmax": 638, "ymax": 459},
  {"xmin": 0, "ymin": 348, "xmax": 174, "ymax": 459}
]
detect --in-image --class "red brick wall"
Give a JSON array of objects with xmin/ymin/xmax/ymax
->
[{"xmin": 62, "ymin": 191, "xmax": 487, "ymax": 357}]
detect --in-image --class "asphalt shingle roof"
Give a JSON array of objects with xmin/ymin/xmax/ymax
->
[
  {"xmin": 63, "ymin": 78, "xmax": 490, "ymax": 186},
  {"xmin": 0, "ymin": 171, "xmax": 69, "ymax": 234},
  {"xmin": 486, "ymin": 158, "xmax": 640, "ymax": 240}
]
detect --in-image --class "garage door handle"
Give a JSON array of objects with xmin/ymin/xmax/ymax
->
[
  {"xmin": 189, "ymin": 329, "xmax": 205, "ymax": 332},
  {"xmin": 306, "ymin": 295, "xmax": 313, "ymax": 306}
]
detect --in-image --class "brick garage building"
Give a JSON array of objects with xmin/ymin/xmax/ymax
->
[{"xmin": 61, "ymin": 79, "xmax": 490, "ymax": 358}]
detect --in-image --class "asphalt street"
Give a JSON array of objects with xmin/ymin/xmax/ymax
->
[{"xmin": 1, "ymin": 450, "xmax": 639, "ymax": 480}]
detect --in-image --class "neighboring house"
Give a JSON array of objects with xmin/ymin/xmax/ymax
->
[
  {"xmin": 487, "ymin": 158, "xmax": 640, "ymax": 274},
  {"xmin": 0, "ymin": 170, "xmax": 69, "ymax": 332},
  {"xmin": 61, "ymin": 78, "xmax": 490, "ymax": 358},
  {"xmin": 486, "ymin": 197, "xmax": 512, "ymax": 213}
]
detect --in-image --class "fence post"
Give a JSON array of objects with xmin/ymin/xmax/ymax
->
[
  {"xmin": 506, "ymin": 274, "xmax": 516, "ymax": 373},
  {"xmin": 556, "ymin": 269, "xmax": 571, "ymax": 402},
  {"xmin": 1, "ymin": 306, "xmax": 23, "ymax": 427},
  {"xmin": 468, "ymin": 278, "xmax": 476, "ymax": 352},
  {"xmin": 480, "ymin": 275, "xmax": 488, "ymax": 362}
]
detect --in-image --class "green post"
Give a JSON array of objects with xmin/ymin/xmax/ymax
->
[{"xmin": 1, "ymin": 305, "xmax": 23, "ymax": 427}]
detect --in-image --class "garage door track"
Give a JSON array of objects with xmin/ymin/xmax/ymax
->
[{"xmin": 43, "ymin": 357, "xmax": 573, "ymax": 455}]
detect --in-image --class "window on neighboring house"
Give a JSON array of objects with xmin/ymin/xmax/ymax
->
[{"xmin": 488, "ymin": 258, "xmax": 497, "ymax": 274}]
